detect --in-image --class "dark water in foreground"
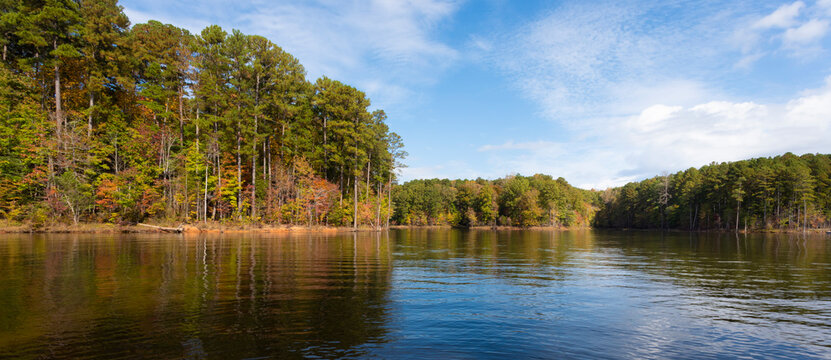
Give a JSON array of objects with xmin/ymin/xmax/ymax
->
[{"xmin": 0, "ymin": 230, "xmax": 829, "ymax": 359}]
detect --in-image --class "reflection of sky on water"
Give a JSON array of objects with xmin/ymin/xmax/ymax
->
[
  {"xmin": 0, "ymin": 230, "xmax": 828, "ymax": 359},
  {"xmin": 370, "ymin": 230, "xmax": 831, "ymax": 359}
]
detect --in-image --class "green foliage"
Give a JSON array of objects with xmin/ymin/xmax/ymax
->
[
  {"xmin": 391, "ymin": 175, "xmax": 597, "ymax": 228},
  {"xmin": 53, "ymin": 171, "xmax": 94, "ymax": 224},
  {"xmin": 5, "ymin": 0, "xmax": 826, "ymax": 233},
  {"xmin": 594, "ymin": 153, "xmax": 831, "ymax": 230},
  {"xmin": 0, "ymin": 1, "xmax": 405, "ymax": 227}
]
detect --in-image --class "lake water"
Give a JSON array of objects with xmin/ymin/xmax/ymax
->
[{"xmin": 0, "ymin": 229, "xmax": 829, "ymax": 359}]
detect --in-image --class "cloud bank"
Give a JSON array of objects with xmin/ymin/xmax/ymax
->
[
  {"xmin": 471, "ymin": 0, "xmax": 831, "ymax": 189},
  {"xmin": 478, "ymin": 76, "xmax": 831, "ymax": 189}
]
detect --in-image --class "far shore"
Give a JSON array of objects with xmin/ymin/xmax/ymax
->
[{"xmin": 0, "ymin": 222, "xmax": 828, "ymax": 235}]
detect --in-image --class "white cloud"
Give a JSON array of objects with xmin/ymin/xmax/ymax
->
[
  {"xmin": 737, "ymin": 0, "xmax": 831, "ymax": 62},
  {"xmin": 753, "ymin": 1, "xmax": 805, "ymax": 29},
  {"xmin": 783, "ymin": 18, "xmax": 830, "ymax": 45},
  {"xmin": 628, "ymin": 105, "xmax": 683, "ymax": 132},
  {"xmin": 476, "ymin": 78, "xmax": 831, "ymax": 189},
  {"xmin": 236, "ymin": 0, "xmax": 459, "ymax": 82},
  {"xmin": 122, "ymin": 0, "xmax": 461, "ymax": 110},
  {"xmin": 493, "ymin": 1, "xmax": 740, "ymax": 121},
  {"xmin": 785, "ymin": 76, "xmax": 831, "ymax": 127},
  {"xmin": 473, "ymin": 1, "xmax": 831, "ymax": 188},
  {"xmin": 609, "ymin": 80, "xmax": 714, "ymax": 117},
  {"xmin": 122, "ymin": 7, "xmax": 210, "ymax": 32},
  {"xmin": 735, "ymin": 52, "xmax": 766, "ymax": 68}
]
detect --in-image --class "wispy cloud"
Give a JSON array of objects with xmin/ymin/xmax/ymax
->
[
  {"xmin": 121, "ymin": 0, "xmax": 461, "ymax": 110},
  {"xmin": 237, "ymin": 0, "xmax": 459, "ymax": 79},
  {"xmin": 491, "ymin": 1, "xmax": 739, "ymax": 121},
  {"xmin": 753, "ymin": 1, "xmax": 805, "ymax": 29},
  {"xmin": 738, "ymin": 0, "xmax": 831, "ymax": 62},
  {"xmin": 485, "ymin": 0, "xmax": 830, "ymax": 120},
  {"xmin": 783, "ymin": 18, "xmax": 830, "ymax": 45},
  {"xmin": 476, "ymin": 77, "xmax": 831, "ymax": 189},
  {"xmin": 121, "ymin": 7, "xmax": 210, "ymax": 33},
  {"xmin": 473, "ymin": 0, "xmax": 831, "ymax": 188}
]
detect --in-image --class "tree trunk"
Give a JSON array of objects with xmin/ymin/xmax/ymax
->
[
  {"xmin": 693, "ymin": 203, "xmax": 698, "ymax": 230},
  {"xmin": 366, "ymin": 155, "xmax": 371, "ymax": 196},
  {"xmin": 216, "ymin": 150, "xmax": 221, "ymax": 220},
  {"xmin": 87, "ymin": 91, "xmax": 94, "ymax": 137},
  {"xmin": 183, "ymin": 137, "xmax": 188, "ymax": 220},
  {"xmin": 387, "ymin": 172, "xmax": 392, "ymax": 228},
  {"xmin": 178, "ymin": 86, "xmax": 185, "ymax": 144},
  {"xmin": 64, "ymin": 194, "xmax": 78, "ymax": 225},
  {"xmin": 689, "ymin": 205, "xmax": 693, "ymax": 231},
  {"xmin": 377, "ymin": 181, "xmax": 382, "ymax": 229},
  {"xmin": 203, "ymin": 162, "xmax": 209, "ymax": 223},
  {"xmin": 237, "ymin": 103, "xmax": 242, "ymax": 220},
  {"xmin": 763, "ymin": 197, "xmax": 767, "ymax": 229},
  {"xmin": 735, "ymin": 201, "xmax": 740, "ymax": 233},
  {"xmin": 251, "ymin": 149, "xmax": 257, "ymax": 219},
  {"xmin": 54, "ymin": 61, "xmax": 63, "ymax": 137},
  {"xmin": 280, "ymin": 123, "xmax": 285, "ymax": 160},
  {"xmin": 213, "ymin": 104, "xmax": 220, "ymax": 220},
  {"xmin": 251, "ymin": 75, "xmax": 259, "ymax": 219},
  {"xmin": 237, "ymin": 135, "xmax": 241, "ymax": 219},
  {"xmin": 195, "ymin": 108, "xmax": 200, "ymax": 153},
  {"xmin": 267, "ymin": 138, "xmax": 272, "ymax": 219},
  {"xmin": 776, "ymin": 188, "xmax": 780, "ymax": 227}
]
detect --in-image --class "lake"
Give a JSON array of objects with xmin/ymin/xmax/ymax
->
[{"xmin": 0, "ymin": 229, "xmax": 829, "ymax": 359}]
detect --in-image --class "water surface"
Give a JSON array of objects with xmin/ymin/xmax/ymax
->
[{"xmin": 0, "ymin": 230, "xmax": 829, "ymax": 359}]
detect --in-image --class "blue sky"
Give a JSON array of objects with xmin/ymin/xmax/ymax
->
[{"xmin": 121, "ymin": 0, "xmax": 831, "ymax": 189}]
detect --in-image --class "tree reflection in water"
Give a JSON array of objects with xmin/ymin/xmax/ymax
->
[
  {"xmin": 0, "ymin": 232, "xmax": 393, "ymax": 359},
  {"xmin": 0, "ymin": 230, "xmax": 829, "ymax": 359}
]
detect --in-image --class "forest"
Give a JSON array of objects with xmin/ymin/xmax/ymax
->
[
  {"xmin": 594, "ymin": 153, "xmax": 831, "ymax": 231},
  {"xmin": 390, "ymin": 175, "xmax": 600, "ymax": 228},
  {"xmin": 1, "ymin": 2, "xmax": 830, "ymax": 232},
  {"xmin": 391, "ymin": 153, "xmax": 831, "ymax": 231},
  {"xmin": 0, "ymin": 0, "xmax": 405, "ymax": 228}
]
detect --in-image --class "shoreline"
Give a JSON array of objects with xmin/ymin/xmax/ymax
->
[
  {"xmin": 1, "ymin": 222, "xmax": 827, "ymax": 234},
  {"xmin": 0, "ymin": 222, "xmax": 377, "ymax": 234}
]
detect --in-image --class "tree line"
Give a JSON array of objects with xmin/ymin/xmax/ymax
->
[
  {"xmin": 2, "ymin": 3, "xmax": 828, "ymax": 232},
  {"xmin": 594, "ymin": 153, "xmax": 831, "ymax": 231},
  {"xmin": 391, "ymin": 153, "xmax": 831, "ymax": 232},
  {"xmin": 390, "ymin": 175, "xmax": 600, "ymax": 228},
  {"xmin": 0, "ymin": 0, "xmax": 405, "ymax": 227}
]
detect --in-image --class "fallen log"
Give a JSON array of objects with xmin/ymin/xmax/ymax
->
[{"xmin": 137, "ymin": 223, "xmax": 183, "ymax": 233}]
